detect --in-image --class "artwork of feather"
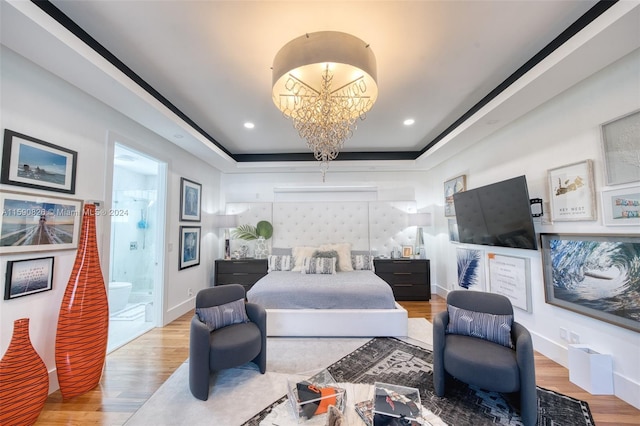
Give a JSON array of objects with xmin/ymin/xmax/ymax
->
[{"xmin": 458, "ymin": 248, "xmax": 482, "ymax": 289}]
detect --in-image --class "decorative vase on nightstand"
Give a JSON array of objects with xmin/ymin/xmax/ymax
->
[
  {"xmin": 254, "ymin": 236, "xmax": 269, "ymax": 259},
  {"xmin": 0, "ymin": 318, "xmax": 49, "ymax": 425},
  {"xmin": 55, "ymin": 203, "xmax": 109, "ymax": 400}
]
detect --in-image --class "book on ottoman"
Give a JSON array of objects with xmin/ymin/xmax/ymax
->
[{"xmin": 372, "ymin": 382, "xmax": 421, "ymax": 426}]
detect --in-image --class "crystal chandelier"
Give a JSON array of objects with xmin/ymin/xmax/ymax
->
[{"xmin": 272, "ymin": 31, "xmax": 378, "ymax": 181}]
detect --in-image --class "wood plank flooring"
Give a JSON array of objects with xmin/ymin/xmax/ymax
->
[{"xmin": 34, "ymin": 295, "xmax": 639, "ymax": 425}]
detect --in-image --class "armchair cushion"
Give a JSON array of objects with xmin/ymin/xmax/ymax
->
[
  {"xmin": 195, "ymin": 298, "xmax": 249, "ymax": 331},
  {"xmin": 446, "ymin": 304, "xmax": 513, "ymax": 348}
]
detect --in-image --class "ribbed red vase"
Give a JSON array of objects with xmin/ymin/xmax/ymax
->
[
  {"xmin": 0, "ymin": 318, "xmax": 49, "ymax": 425},
  {"xmin": 55, "ymin": 203, "xmax": 109, "ymax": 400}
]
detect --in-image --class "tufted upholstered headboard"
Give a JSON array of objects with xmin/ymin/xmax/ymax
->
[{"xmin": 226, "ymin": 200, "xmax": 418, "ymax": 257}]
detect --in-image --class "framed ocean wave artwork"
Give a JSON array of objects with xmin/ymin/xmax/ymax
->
[{"xmin": 541, "ymin": 233, "xmax": 640, "ymax": 332}]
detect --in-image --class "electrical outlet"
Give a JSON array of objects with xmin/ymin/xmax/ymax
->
[
  {"xmin": 188, "ymin": 288, "xmax": 194, "ymax": 297},
  {"xmin": 569, "ymin": 331, "xmax": 580, "ymax": 344},
  {"xmin": 559, "ymin": 327, "xmax": 568, "ymax": 341}
]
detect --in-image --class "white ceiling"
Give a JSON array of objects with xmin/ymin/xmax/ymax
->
[{"xmin": 2, "ymin": 1, "xmax": 639, "ymax": 176}]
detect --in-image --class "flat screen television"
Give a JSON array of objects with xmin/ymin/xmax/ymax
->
[{"xmin": 452, "ymin": 175, "xmax": 538, "ymax": 250}]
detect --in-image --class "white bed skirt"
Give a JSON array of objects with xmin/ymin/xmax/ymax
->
[{"xmin": 265, "ymin": 302, "xmax": 408, "ymax": 337}]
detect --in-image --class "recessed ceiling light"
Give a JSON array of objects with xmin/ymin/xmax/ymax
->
[
  {"xmin": 403, "ymin": 118, "xmax": 415, "ymax": 126},
  {"xmin": 244, "ymin": 122, "xmax": 255, "ymax": 129}
]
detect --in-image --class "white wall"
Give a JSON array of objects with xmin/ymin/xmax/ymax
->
[
  {"xmin": 0, "ymin": 46, "xmax": 222, "ymax": 393},
  {"xmin": 423, "ymin": 48, "xmax": 640, "ymax": 409}
]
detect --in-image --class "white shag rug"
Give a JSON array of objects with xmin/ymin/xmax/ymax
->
[{"xmin": 125, "ymin": 318, "xmax": 433, "ymax": 426}]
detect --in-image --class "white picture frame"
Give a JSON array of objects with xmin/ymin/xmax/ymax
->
[
  {"xmin": 488, "ymin": 253, "xmax": 531, "ymax": 312},
  {"xmin": 601, "ymin": 185, "xmax": 640, "ymax": 226},
  {"xmin": 548, "ymin": 159, "xmax": 597, "ymax": 221}
]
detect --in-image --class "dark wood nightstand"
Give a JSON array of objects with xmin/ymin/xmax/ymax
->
[
  {"xmin": 214, "ymin": 259, "xmax": 268, "ymax": 293},
  {"xmin": 374, "ymin": 258, "xmax": 431, "ymax": 301}
]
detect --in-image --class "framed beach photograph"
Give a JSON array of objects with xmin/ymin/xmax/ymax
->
[
  {"xmin": 4, "ymin": 256, "xmax": 55, "ymax": 300},
  {"xmin": 601, "ymin": 109, "xmax": 640, "ymax": 186},
  {"xmin": 540, "ymin": 233, "xmax": 640, "ymax": 332},
  {"xmin": 179, "ymin": 225, "xmax": 201, "ymax": 270},
  {"xmin": 547, "ymin": 160, "xmax": 596, "ymax": 221},
  {"xmin": 601, "ymin": 186, "xmax": 640, "ymax": 226},
  {"xmin": 456, "ymin": 247, "xmax": 485, "ymax": 291},
  {"xmin": 444, "ymin": 175, "xmax": 466, "ymax": 217},
  {"xmin": 180, "ymin": 177, "xmax": 202, "ymax": 222},
  {"xmin": 1, "ymin": 129, "xmax": 77, "ymax": 194},
  {"xmin": 0, "ymin": 191, "xmax": 82, "ymax": 254}
]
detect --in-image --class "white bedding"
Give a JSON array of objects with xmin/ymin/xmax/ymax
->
[{"xmin": 246, "ymin": 270, "xmax": 396, "ymax": 309}]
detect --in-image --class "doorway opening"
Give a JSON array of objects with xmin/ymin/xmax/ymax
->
[{"xmin": 107, "ymin": 143, "xmax": 166, "ymax": 353}]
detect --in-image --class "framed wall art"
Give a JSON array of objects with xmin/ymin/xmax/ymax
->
[
  {"xmin": 402, "ymin": 245, "xmax": 413, "ymax": 258},
  {"xmin": 487, "ymin": 253, "xmax": 531, "ymax": 312},
  {"xmin": 456, "ymin": 247, "xmax": 485, "ymax": 291},
  {"xmin": 547, "ymin": 159, "xmax": 596, "ymax": 221},
  {"xmin": 601, "ymin": 109, "xmax": 640, "ymax": 186},
  {"xmin": 0, "ymin": 191, "xmax": 82, "ymax": 254},
  {"xmin": 180, "ymin": 177, "xmax": 201, "ymax": 222},
  {"xmin": 1, "ymin": 129, "xmax": 77, "ymax": 194},
  {"xmin": 601, "ymin": 185, "xmax": 640, "ymax": 226},
  {"xmin": 444, "ymin": 175, "xmax": 466, "ymax": 217},
  {"xmin": 4, "ymin": 256, "xmax": 55, "ymax": 300},
  {"xmin": 179, "ymin": 225, "xmax": 201, "ymax": 270},
  {"xmin": 540, "ymin": 233, "xmax": 640, "ymax": 332}
]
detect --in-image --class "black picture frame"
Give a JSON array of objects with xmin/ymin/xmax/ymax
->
[
  {"xmin": 179, "ymin": 225, "xmax": 201, "ymax": 270},
  {"xmin": 179, "ymin": 177, "xmax": 202, "ymax": 222},
  {"xmin": 1, "ymin": 129, "xmax": 77, "ymax": 194},
  {"xmin": 0, "ymin": 191, "xmax": 83, "ymax": 254},
  {"xmin": 541, "ymin": 233, "xmax": 640, "ymax": 332},
  {"xmin": 5, "ymin": 256, "xmax": 55, "ymax": 300}
]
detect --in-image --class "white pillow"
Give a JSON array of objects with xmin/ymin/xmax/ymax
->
[
  {"xmin": 291, "ymin": 246, "xmax": 318, "ymax": 271},
  {"xmin": 319, "ymin": 242, "xmax": 353, "ymax": 272},
  {"xmin": 268, "ymin": 255, "xmax": 293, "ymax": 272}
]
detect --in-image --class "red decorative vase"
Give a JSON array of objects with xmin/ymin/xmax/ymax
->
[
  {"xmin": 55, "ymin": 203, "xmax": 109, "ymax": 400},
  {"xmin": 0, "ymin": 318, "xmax": 49, "ymax": 425}
]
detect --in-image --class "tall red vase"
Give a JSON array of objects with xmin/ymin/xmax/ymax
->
[
  {"xmin": 0, "ymin": 318, "xmax": 49, "ymax": 425},
  {"xmin": 55, "ymin": 203, "xmax": 109, "ymax": 400}
]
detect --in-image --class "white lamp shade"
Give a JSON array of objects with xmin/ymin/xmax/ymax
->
[{"xmin": 215, "ymin": 215, "xmax": 238, "ymax": 228}]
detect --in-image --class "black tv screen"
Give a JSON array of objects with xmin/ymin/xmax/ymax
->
[{"xmin": 452, "ymin": 176, "xmax": 538, "ymax": 250}]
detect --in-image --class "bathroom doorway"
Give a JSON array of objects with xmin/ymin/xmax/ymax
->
[{"xmin": 107, "ymin": 144, "xmax": 166, "ymax": 353}]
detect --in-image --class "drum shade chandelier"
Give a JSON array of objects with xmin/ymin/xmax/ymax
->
[{"xmin": 272, "ymin": 31, "xmax": 378, "ymax": 181}]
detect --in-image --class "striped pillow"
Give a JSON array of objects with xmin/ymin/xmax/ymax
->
[
  {"xmin": 446, "ymin": 304, "xmax": 513, "ymax": 348},
  {"xmin": 195, "ymin": 298, "xmax": 249, "ymax": 331},
  {"xmin": 268, "ymin": 255, "xmax": 293, "ymax": 272},
  {"xmin": 301, "ymin": 257, "xmax": 337, "ymax": 274},
  {"xmin": 351, "ymin": 254, "xmax": 374, "ymax": 270}
]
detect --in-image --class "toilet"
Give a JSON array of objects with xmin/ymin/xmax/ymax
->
[{"xmin": 108, "ymin": 282, "xmax": 132, "ymax": 313}]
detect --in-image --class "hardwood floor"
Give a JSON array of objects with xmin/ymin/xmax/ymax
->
[{"xmin": 34, "ymin": 295, "xmax": 639, "ymax": 425}]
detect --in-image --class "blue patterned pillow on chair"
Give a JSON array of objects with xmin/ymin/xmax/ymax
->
[
  {"xmin": 446, "ymin": 304, "xmax": 514, "ymax": 348},
  {"xmin": 196, "ymin": 298, "xmax": 249, "ymax": 331}
]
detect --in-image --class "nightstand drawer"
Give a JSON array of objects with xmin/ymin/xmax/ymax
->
[
  {"xmin": 214, "ymin": 259, "xmax": 268, "ymax": 291},
  {"xmin": 389, "ymin": 284, "xmax": 430, "ymax": 300},
  {"xmin": 216, "ymin": 260, "xmax": 267, "ymax": 274},
  {"xmin": 374, "ymin": 259, "xmax": 427, "ymax": 273},
  {"xmin": 375, "ymin": 272, "xmax": 425, "ymax": 286}
]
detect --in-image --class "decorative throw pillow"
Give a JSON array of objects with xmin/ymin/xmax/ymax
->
[
  {"xmin": 319, "ymin": 243, "xmax": 353, "ymax": 272},
  {"xmin": 301, "ymin": 257, "xmax": 336, "ymax": 274},
  {"xmin": 313, "ymin": 249, "xmax": 339, "ymax": 259},
  {"xmin": 195, "ymin": 298, "xmax": 249, "ymax": 331},
  {"xmin": 268, "ymin": 255, "xmax": 293, "ymax": 272},
  {"xmin": 446, "ymin": 304, "xmax": 514, "ymax": 348},
  {"xmin": 351, "ymin": 254, "xmax": 374, "ymax": 271},
  {"xmin": 292, "ymin": 246, "xmax": 318, "ymax": 271}
]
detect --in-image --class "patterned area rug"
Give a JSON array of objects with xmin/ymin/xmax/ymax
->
[{"xmin": 243, "ymin": 337, "xmax": 595, "ymax": 426}]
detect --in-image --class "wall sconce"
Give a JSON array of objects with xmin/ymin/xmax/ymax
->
[
  {"xmin": 214, "ymin": 215, "xmax": 238, "ymax": 259},
  {"xmin": 408, "ymin": 213, "xmax": 432, "ymax": 259}
]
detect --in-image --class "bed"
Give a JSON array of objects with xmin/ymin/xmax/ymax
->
[{"xmin": 246, "ymin": 268, "xmax": 408, "ymax": 337}]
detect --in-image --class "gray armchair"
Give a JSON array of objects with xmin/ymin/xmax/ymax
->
[
  {"xmin": 433, "ymin": 290, "xmax": 537, "ymax": 426},
  {"xmin": 189, "ymin": 284, "xmax": 267, "ymax": 400}
]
